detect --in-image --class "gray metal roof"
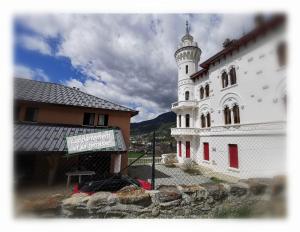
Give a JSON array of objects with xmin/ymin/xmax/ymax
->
[
  {"xmin": 14, "ymin": 123, "xmax": 127, "ymax": 153},
  {"xmin": 14, "ymin": 78, "xmax": 138, "ymax": 115}
]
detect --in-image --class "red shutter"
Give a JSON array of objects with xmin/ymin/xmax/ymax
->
[
  {"xmin": 203, "ymin": 143, "xmax": 209, "ymax": 161},
  {"xmin": 186, "ymin": 141, "xmax": 190, "ymax": 158},
  {"xmin": 178, "ymin": 141, "xmax": 182, "ymax": 157},
  {"xmin": 229, "ymin": 144, "xmax": 239, "ymax": 168}
]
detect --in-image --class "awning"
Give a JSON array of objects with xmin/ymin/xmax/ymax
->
[{"xmin": 14, "ymin": 123, "xmax": 127, "ymax": 153}]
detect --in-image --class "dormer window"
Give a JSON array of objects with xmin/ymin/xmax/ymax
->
[
  {"xmin": 185, "ymin": 65, "xmax": 188, "ymax": 74},
  {"xmin": 185, "ymin": 91, "xmax": 190, "ymax": 101}
]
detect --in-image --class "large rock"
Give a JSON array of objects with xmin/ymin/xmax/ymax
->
[
  {"xmin": 115, "ymin": 189, "xmax": 152, "ymax": 207},
  {"xmin": 177, "ymin": 185, "xmax": 207, "ymax": 201},
  {"xmin": 229, "ymin": 183, "xmax": 249, "ymax": 197},
  {"xmin": 203, "ymin": 183, "xmax": 228, "ymax": 201},
  {"xmin": 62, "ymin": 193, "xmax": 90, "ymax": 209},
  {"xmin": 156, "ymin": 185, "xmax": 182, "ymax": 203},
  {"xmin": 161, "ymin": 153, "xmax": 177, "ymax": 166},
  {"xmin": 87, "ymin": 192, "xmax": 115, "ymax": 208}
]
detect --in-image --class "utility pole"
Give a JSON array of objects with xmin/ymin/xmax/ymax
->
[{"xmin": 151, "ymin": 131, "xmax": 155, "ymax": 190}]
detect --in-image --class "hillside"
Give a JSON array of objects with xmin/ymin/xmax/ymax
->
[
  {"xmin": 131, "ymin": 111, "xmax": 176, "ymax": 136},
  {"xmin": 130, "ymin": 111, "xmax": 177, "ymax": 154}
]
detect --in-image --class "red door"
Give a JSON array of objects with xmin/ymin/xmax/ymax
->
[
  {"xmin": 229, "ymin": 144, "xmax": 239, "ymax": 168},
  {"xmin": 178, "ymin": 141, "xmax": 182, "ymax": 157},
  {"xmin": 186, "ymin": 141, "xmax": 190, "ymax": 158},
  {"xmin": 203, "ymin": 143, "xmax": 209, "ymax": 161}
]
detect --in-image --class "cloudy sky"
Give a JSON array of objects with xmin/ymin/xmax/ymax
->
[{"xmin": 14, "ymin": 14, "xmax": 255, "ymax": 122}]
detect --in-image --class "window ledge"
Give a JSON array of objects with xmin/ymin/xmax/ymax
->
[
  {"xmin": 227, "ymin": 167, "xmax": 240, "ymax": 173},
  {"xmin": 202, "ymin": 160, "xmax": 210, "ymax": 164},
  {"xmin": 223, "ymin": 124, "xmax": 241, "ymax": 128},
  {"xmin": 221, "ymin": 83, "xmax": 238, "ymax": 92},
  {"xmin": 199, "ymin": 97, "xmax": 210, "ymax": 102}
]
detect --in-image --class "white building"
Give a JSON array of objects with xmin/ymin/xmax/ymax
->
[{"xmin": 171, "ymin": 16, "xmax": 286, "ymax": 179}]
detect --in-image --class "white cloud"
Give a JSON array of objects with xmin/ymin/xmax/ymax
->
[
  {"xmin": 16, "ymin": 14, "xmax": 255, "ymax": 121},
  {"xmin": 14, "ymin": 64, "xmax": 49, "ymax": 82},
  {"xmin": 18, "ymin": 35, "xmax": 52, "ymax": 55}
]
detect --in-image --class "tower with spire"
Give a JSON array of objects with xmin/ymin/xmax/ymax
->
[{"xmin": 174, "ymin": 21, "xmax": 201, "ymax": 102}]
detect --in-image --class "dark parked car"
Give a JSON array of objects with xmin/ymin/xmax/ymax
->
[{"xmin": 74, "ymin": 174, "xmax": 152, "ymax": 194}]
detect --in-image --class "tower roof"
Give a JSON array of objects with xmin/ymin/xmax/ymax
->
[{"xmin": 181, "ymin": 20, "xmax": 194, "ymax": 42}]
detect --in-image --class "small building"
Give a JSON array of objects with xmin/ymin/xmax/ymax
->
[
  {"xmin": 14, "ymin": 78, "xmax": 138, "ymax": 186},
  {"xmin": 171, "ymin": 15, "xmax": 286, "ymax": 178}
]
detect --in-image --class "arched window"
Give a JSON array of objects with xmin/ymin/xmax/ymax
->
[
  {"xmin": 229, "ymin": 67, "xmax": 237, "ymax": 85},
  {"xmin": 222, "ymin": 72, "xmax": 229, "ymax": 88},
  {"xmin": 201, "ymin": 114, "xmax": 206, "ymax": 128},
  {"xmin": 232, "ymin": 104, "xmax": 240, "ymax": 124},
  {"xmin": 200, "ymin": 87, "xmax": 204, "ymax": 99},
  {"xmin": 224, "ymin": 106, "xmax": 231, "ymax": 125},
  {"xmin": 206, "ymin": 113, "xmax": 211, "ymax": 127},
  {"xmin": 185, "ymin": 91, "xmax": 190, "ymax": 101},
  {"xmin": 205, "ymin": 84, "xmax": 209, "ymax": 97},
  {"xmin": 185, "ymin": 114, "xmax": 190, "ymax": 128},
  {"xmin": 178, "ymin": 115, "xmax": 182, "ymax": 127},
  {"xmin": 185, "ymin": 65, "xmax": 189, "ymax": 74},
  {"xmin": 277, "ymin": 41, "xmax": 286, "ymax": 67}
]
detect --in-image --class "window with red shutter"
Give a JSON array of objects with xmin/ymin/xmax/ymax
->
[
  {"xmin": 229, "ymin": 144, "xmax": 239, "ymax": 168},
  {"xmin": 203, "ymin": 143, "xmax": 209, "ymax": 161},
  {"xmin": 178, "ymin": 141, "xmax": 182, "ymax": 157},
  {"xmin": 186, "ymin": 141, "xmax": 190, "ymax": 158}
]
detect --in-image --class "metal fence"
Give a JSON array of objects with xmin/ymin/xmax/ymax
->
[{"xmin": 14, "ymin": 131, "xmax": 287, "ymax": 216}]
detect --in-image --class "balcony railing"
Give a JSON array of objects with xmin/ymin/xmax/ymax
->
[
  {"xmin": 170, "ymin": 121, "xmax": 286, "ymax": 137},
  {"xmin": 171, "ymin": 100, "xmax": 198, "ymax": 110},
  {"xmin": 171, "ymin": 127, "xmax": 210, "ymax": 136}
]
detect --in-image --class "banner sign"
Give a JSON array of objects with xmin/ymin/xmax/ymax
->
[{"xmin": 66, "ymin": 130, "xmax": 116, "ymax": 154}]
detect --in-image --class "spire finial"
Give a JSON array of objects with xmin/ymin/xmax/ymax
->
[{"xmin": 186, "ymin": 20, "xmax": 189, "ymax": 34}]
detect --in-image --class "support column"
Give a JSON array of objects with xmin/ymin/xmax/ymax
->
[{"xmin": 110, "ymin": 153, "xmax": 122, "ymax": 174}]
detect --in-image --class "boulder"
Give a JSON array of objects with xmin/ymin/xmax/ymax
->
[
  {"xmin": 203, "ymin": 183, "xmax": 228, "ymax": 201},
  {"xmin": 62, "ymin": 193, "xmax": 90, "ymax": 209},
  {"xmin": 117, "ymin": 185, "xmax": 140, "ymax": 193},
  {"xmin": 229, "ymin": 183, "xmax": 249, "ymax": 197},
  {"xmin": 156, "ymin": 185, "xmax": 182, "ymax": 203},
  {"xmin": 87, "ymin": 192, "xmax": 115, "ymax": 208},
  {"xmin": 161, "ymin": 153, "xmax": 177, "ymax": 166},
  {"xmin": 115, "ymin": 189, "xmax": 152, "ymax": 207},
  {"xmin": 177, "ymin": 185, "xmax": 207, "ymax": 200}
]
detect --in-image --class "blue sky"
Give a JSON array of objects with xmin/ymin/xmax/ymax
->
[{"xmin": 14, "ymin": 14, "xmax": 254, "ymax": 122}]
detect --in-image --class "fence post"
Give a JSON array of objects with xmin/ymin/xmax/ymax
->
[{"xmin": 151, "ymin": 131, "xmax": 155, "ymax": 190}]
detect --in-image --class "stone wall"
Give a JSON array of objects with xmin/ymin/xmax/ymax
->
[{"xmin": 61, "ymin": 176, "xmax": 286, "ymax": 218}]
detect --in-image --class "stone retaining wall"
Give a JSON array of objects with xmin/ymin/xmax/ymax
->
[{"xmin": 61, "ymin": 176, "xmax": 286, "ymax": 218}]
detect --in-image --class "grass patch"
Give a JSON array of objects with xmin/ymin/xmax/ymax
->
[
  {"xmin": 210, "ymin": 177, "xmax": 224, "ymax": 183},
  {"xmin": 214, "ymin": 205, "xmax": 252, "ymax": 218},
  {"xmin": 128, "ymin": 152, "xmax": 146, "ymax": 158}
]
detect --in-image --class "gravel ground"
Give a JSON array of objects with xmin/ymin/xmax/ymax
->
[{"xmin": 128, "ymin": 164, "xmax": 212, "ymax": 186}]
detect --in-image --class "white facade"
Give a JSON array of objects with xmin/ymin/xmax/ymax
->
[{"xmin": 171, "ymin": 19, "xmax": 286, "ymax": 179}]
